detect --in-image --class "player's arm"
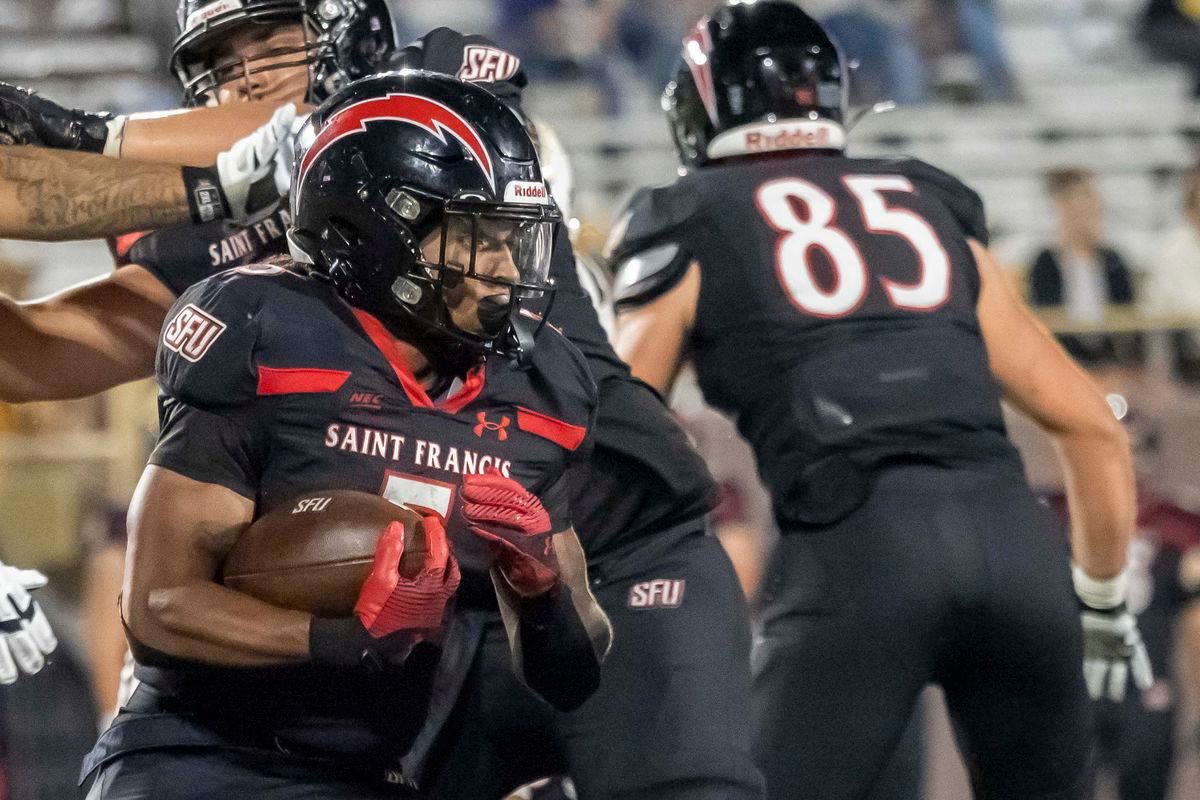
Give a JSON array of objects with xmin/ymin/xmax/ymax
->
[
  {"xmin": 122, "ymin": 465, "xmax": 314, "ymax": 667},
  {"xmin": 0, "ymin": 80, "xmax": 297, "ymax": 165},
  {"xmin": 0, "ymin": 104, "xmax": 295, "ymax": 241},
  {"xmin": 0, "ymin": 146, "xmax": 190, "ymax": 239},
  {"xmin": 972, "ymin": 239, "xmax": 1135, "ymax": 579},
  {"xmin": 0, "ymin": 264, "xmax": 174, "ymax": 402},
  {"xmin": 462, "ymin": 471, "xmax": 613, "ymax": 711},
  {"xmin": 612, "ymin": 260, "xmax": 701, "ymax": 395}
]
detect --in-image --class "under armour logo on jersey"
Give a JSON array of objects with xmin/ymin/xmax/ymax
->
[
  {"xmin": 458, "ymin": 45, "xmax": 520, "ymax": 83},
  {"xmin": 163, "ymin": 303, "xmax": 226, "ymax": 363},
  {"xmin": 628, "ymin": 579, "xmax": 686, "ymax": 609},
  {"xmin": 474, "ymin": 412, "xmax": 510, "ymax": 440}
]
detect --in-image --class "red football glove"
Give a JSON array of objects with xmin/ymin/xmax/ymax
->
[
  {"xmin": 354, "ymin": 515, "xmax": 461, "ymax": 639},
  {"xmin": 461, "ymin": 469, "xmax": 558, "ymax": 597}
]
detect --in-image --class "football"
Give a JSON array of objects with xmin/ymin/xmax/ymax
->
[{"xmin": 222, "ymin": 490, "xmax": 428, "ymax": 617}]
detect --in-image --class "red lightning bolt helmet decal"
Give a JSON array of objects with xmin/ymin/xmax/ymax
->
[
  {"xmin": 299, "ymin": 92, "xmax": 496, "ymax": 192},
  {"xmin": 682, "ymin": 17, "xmax": 718, "ymax": 126}
]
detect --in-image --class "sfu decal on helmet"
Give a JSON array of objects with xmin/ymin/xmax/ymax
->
[
  {"xmin": 457, "ymin": 45, "xmax": 520, "ymax": 83},
  {"xmin": 299, "ymin": 93, "xmax": 496, "ymax": 191},
  {"xmin": 682, "ymin": 18, "xmax": 717, "ymax": 125}
]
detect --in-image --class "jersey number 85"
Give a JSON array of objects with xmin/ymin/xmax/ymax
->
[{"xmin": 755, "ymin": 175, "xmax": 951, "ymax": 318}]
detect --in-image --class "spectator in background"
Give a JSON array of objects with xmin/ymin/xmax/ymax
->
[
  {"xmin": 1029, "ymin": 167, "xmax": 1138, "ymax": 368},
  {"xmin": 1138, "ymin": 0, "xmax": 1200, "ymax": 96},
  {"xmin": 1141, "ymin": 164, "xmax": 1200, "ymax": 379},
  {"xmin": 937, "ymin": 0, "xmax": 1018, "ymax": 102},
  {"xmin": 809, "ymin": 0, "xmax": 932, "ymax": 105}
]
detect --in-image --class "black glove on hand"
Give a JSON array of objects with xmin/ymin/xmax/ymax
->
[{"xmin": 0, "ymin": 82, "xmax": 114, "ymax": 152}]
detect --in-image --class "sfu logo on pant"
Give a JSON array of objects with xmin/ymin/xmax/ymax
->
[
  {"xmin": 163, "ymin": 303, "xmax": 226, "ymax": 362},
  {"xmin": 628, "ymin": 579, "xmax": 686, "ymax": 609}
]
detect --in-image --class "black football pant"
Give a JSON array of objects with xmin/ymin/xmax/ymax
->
[
  {"xmin": 424, "ymin": 531, "xmax": 764, "ymax": 799},
  {"xmin": 83, "ymin": 744, "xmax": 418, "ymax": 799},
  {"xmin": 1089, "ymin": 687, "xmax": 1175, "ymax": 800},
  {"xmin": 753, "ymin": 463, "xmax": 1092, "ymax": 800}
]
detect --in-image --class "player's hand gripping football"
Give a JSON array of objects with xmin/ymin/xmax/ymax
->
[
  {"xmin": 1075, "ymin": 567, "xmax": 1153, "ymax": 702},
  {"xmin": 310, "ymin": 513, "xmax": 460, "ymax": 669},
  {"xmin": 0, "ymin": 559, "xmax": 58, "ymax": 684},
  {"xmin": 0, "ymin": 81, "xmax": 114, "ymax": 152},
  {"xmin": 462, "ymin": 469, "xmax": 558, "ymax": 597},
  {"xmin": 354, "ymin": 514, "xmax": 461, "ymax": 641}
]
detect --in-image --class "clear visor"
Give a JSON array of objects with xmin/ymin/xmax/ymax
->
[{"xmin": 417, "ymin": 200, "xmax": 560, "ymax": 341}]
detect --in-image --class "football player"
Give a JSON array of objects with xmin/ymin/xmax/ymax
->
[
  {"xmin": 607, "ymin": 3, "xmax": 1149, "ymax": 799},
  {"xmin": 82, "ymin": 71, "xmax": 611, "ymax": 799},
  {"xmin": 0, "ymin": 14, "xmax": 764, "ymax": 800}
]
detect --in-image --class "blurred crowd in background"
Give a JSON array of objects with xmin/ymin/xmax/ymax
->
[{"xmin": 3, "ymin": 1, "xmax": 1200, "ymax": 799}]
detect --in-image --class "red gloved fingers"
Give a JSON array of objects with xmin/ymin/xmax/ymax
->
[
  {"xmin": 462, "ymin": 501, "xmax": 551, "ymax": 535},
  {"xmin": 355, "ymin": 520, "xmax": 406, "ymax": 629},
  {"xmin": 359, "ymin": 516, "xmax": 462, "ymax": 638}
]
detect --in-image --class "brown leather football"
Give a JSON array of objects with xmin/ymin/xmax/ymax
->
[{"xmin": 222, "ymin": 490, "xmax": 427, "ymax": 617}]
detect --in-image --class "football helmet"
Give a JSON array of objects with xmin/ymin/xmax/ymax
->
[
  {"xmin": 664, "ymin": 0, "xmax": 848, "ymax": 167},
  {"xmin": 289, "ymin": 71, "xmax": 561, "ymax": 368},
  {"xmin": 172, "ymin": 0, "xmax": 396, "ymax": 106}
]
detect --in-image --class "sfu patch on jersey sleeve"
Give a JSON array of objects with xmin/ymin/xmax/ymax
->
[{"xmin": 163, "ymin": 303, "xmax": 227, "ymax": 363}]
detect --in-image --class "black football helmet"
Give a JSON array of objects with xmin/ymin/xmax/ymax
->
[
  {"xmin": 289, "ymin": 71, "xmax": 561, "ymax": 369},
  {"xmin": 171, "ymin": 0, "xmax": 395, "ymax": 106},
  {"xmin": 664, "ymin": 0, "xmax": 848, "ymax": 168}
]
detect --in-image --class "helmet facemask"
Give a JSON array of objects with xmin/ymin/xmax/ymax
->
[
  {"xmin": 171, "ymin": 0, "xmax": 395, "ymax": 107},
  {"xmin": 175, "ymin": 15, "xmax": 326, "ymax": 106},
  {"xmin": 413, "ymin": 196, "xmax": 558, "ymax": 344}
]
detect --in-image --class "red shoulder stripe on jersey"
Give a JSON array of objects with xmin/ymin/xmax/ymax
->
[
  {"xmin": 113, "ymin": 231, "xmax": 149, "ymax": 258},
  {"xmin": 257, "ymin": 367, "xmax": 351, "ymax": 395},
  {"xmin": 350, "ymin": 308, "xmax": 485, "ymax": 412},
  {"xmin": 516, "ymin": 407, "xmax": 586, "ymax": 451}
]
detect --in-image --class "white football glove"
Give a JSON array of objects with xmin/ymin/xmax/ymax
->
[
  {"xmin": 216, "ymin": 102, "xmax": 299, "ymax": 222},
  {"xmin": 0, "ymin": 560, "xmax": 57, "ymax": 684},
  {"xmin": 1074, "ymin": 565, "xmax": 1153, "ymax": 702}
]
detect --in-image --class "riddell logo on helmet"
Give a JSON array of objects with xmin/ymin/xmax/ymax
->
[
  {"xmin": 162, "ymin": 303, "xmax": 226, "ymax": 363},
  {"xmin": 458, "ymin": 46, "xmax": 520, "ymax": 83},
  {"xmin": 745, "ymin": 127, "xmax": 832, "ymax": 151},
  {"xmin": 184, "ymin": 0, "xmax": 244, "ymax": 33},
  {"xmin": 504, "ymin": 181, "xmax": 551, "ymax": 205}
]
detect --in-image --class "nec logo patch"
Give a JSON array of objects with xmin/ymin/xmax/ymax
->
[
  {"xmin": 349, "ymin": 391, "xmax": 383, "ymax": 410},
  {"xmin": 628, "ymin": 579, "xmax": 686, "ymax": 609},
  {"xmin": 163, "ymin": 303, "xmax": 226, "ymax": 363},
  {"xmin": 457, "ymin": 45, "xmax": 520, "ymax": 83}
]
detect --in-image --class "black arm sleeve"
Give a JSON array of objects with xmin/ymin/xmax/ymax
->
[{"xmin": 509, "ymin": 582, "xmax": 602, "ymax": 711}]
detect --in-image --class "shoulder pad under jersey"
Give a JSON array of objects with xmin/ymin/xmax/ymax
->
[
  {"xmin": 156, "ymin": 264, "xmax": 299, "ymax": 409},
  {"xmin": 517, "ymin": 318, "xmax": 598, "ymax": 447},
  {"xmin": 605, "ymin": 183, "xmax": 702, "ymax": 310},
  {"xmin": 900, "ymin": 159, "xmax": 989, "ymax": 245}
]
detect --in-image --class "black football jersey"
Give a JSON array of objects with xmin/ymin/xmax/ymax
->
[
  {"xmin": 132, "ymin": 199, "xmax": 715, "ymax": 558},
  {"xmin": 535, "ymin": 226, "xmax": 715, "ymax": 553},
  {"xmin": 141, "ymin": 264, "xmax": 595, "ymax": 756},
  {"xmin": 610, "ymin": 154, "xmax": 1016, "ymax": 528},
  {"xmin": 114, "ymin": 200, "xmax": 293, "ymax": 295}
]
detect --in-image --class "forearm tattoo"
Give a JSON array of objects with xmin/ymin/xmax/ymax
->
[{"xmin": 0, "ymin": 146, "xmax": 190, "ymax": 239}]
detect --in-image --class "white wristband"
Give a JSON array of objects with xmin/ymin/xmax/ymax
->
[
  {"xmin": 1072, "ymin": 564, "xmax": 1128, "ymax": 610},
  {"xmin": 102, "ymin": 115, "xmax": 127, "ymax": 159}
]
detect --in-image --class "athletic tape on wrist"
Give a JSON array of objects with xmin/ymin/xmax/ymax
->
[
  {"xmin": 102, "ymin": 116, "xmax": 126, "ymax": 159},
  {"xmin": 1072, "ymin": 564, "xmax": 1129, "ymax": 610},
  {"xmin": 180, "ymin": 166, "xmax": 230, "ymax": 225}
]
